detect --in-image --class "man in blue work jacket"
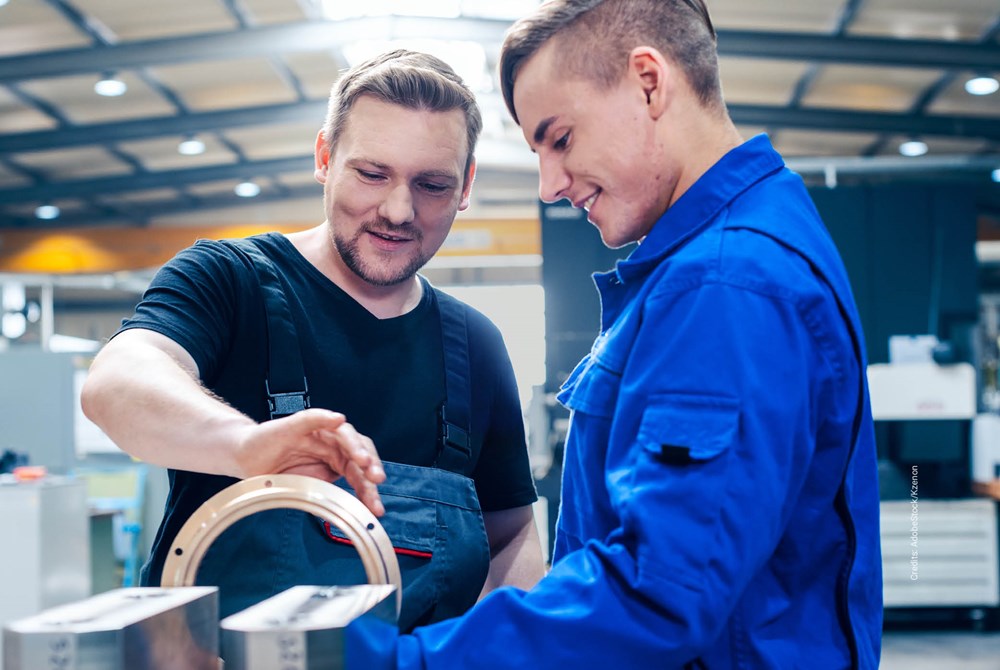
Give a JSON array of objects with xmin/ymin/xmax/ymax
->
[{"xmin": 346, "ymin": 0, "xmax": 883, "ymax": 668}]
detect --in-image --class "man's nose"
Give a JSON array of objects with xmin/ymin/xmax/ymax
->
[
  {"xmin": 378, "ymin": 183, "xmax": 415, "ymax": 225},
  {"xmin": 537, "ymin": 155, "xmax": 571, "ymax": 204}
]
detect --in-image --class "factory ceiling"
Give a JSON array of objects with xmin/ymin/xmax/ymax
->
[{"xmin": 0, "ymin": 0, "xmax": 998, "ymax": 230}]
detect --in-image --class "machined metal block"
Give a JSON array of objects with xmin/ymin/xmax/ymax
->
[
  {"xmin": 3, "ymin": 587, "xmax": 218, "ymax": 670},
  {"xmin": 221, "ymin": 585, "xmax": 397, "ymax": 670}
]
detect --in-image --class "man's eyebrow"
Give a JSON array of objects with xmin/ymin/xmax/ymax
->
[
  {"xmin": 347, "ymin": 158, "xmax": 390, "ymax": 171},
  {"xmin": 416, "ymin": 170, "xmax": 459, "ymax": 182},
  {"xmin": 533, "ymin": 116, "xmax": 557, "ymax": 145}
]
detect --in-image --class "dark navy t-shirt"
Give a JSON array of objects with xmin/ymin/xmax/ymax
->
[{"xmin": 121, "ymin": 232, "xmax": 536, "ymax": 587}]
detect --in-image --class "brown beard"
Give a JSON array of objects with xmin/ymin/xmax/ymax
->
[{"xmin": 332, "ymin": 219, "xmax": 430, "ymax": 287}]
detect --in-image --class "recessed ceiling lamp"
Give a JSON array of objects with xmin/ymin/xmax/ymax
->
[
  {"xmin": 178, "ymin": 137, "xmax": 206, "ymax": 155},
  {"xmin": 898, "ymin": 140, "xmax": 928, "ymax": 157},
  {"xmin": 234, "ymin": 181, "xmax": 261, "ymax": 198},
  {"xmin": 965, "ymin": 76, "xmax": 999, "ymax": 96},
  {"xmin": 94, "ymin": 73, "xmax": 127, "ymax": 97},
  {"xmin": 2, "ymin": 283, "xmax": 25, "ymax": 312},
  {"xmin": 34, "ymin": 204, "xmax": 60, "ymax": 220},
  {"xmin": 1, "ymin": 312, "xmax": 27, "ymax": 340}
]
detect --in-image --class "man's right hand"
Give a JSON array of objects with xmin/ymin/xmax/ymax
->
[{"xmin": 233, "ymin": 408, "xmax": 386, "ymax": 516}]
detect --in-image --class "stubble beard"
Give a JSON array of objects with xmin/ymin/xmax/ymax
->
[{"xmin": 332, "ymin": 221, "xmax": 431, "ymax": 287}]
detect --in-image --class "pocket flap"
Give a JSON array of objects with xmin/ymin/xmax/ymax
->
[
  {"xmin": 638, "ymin": 394, "xmax": 740, "ymax": 461},
  {"xmin": 557, "ymin": 358, "xmax": 621, "ymax": 418}
]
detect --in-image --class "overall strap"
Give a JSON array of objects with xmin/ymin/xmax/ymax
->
[
  {"xmin": 223, "ymin": 238, "xmax": 310, "ymax": 420},
  {"xmin": 434, "ymin": 289, "xmax": 473, "ymax": 475}
]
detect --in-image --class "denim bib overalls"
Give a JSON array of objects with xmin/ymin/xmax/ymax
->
[{"xmin": 192, "ymin": 239, "xmax": 490, "ymax": 632}]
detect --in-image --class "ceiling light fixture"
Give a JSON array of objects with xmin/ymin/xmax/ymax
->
[
  {"xmin": 2, "ymin": 283, "xmax": 25, "ymax": 312},
  {"xmin": 965, "ymin": 76, "xmax": 999, "ymax": 96},
  {"xmin": 234, "ymin": 181, "xmax": 261, "ymax": 198},
  {"xmin": 34, "ymin": 204, "xmax": 61, "ymax": 220},
  {"xmin": 321, "ymin": 0, "xmax": 460, "ymax": 20},
  {"xmin": 992, "ymin": 168, "xmax": 1000, "ymax": 184},
  {"xmin": 94, "ymin": 73, "xmax": 127, "ymax": 97},
  {"xmin": 1, "ymin": 312, "xmax": 27, "ymax": 340},
  {"xmin": 342, "ymin": 39, "xmax": 490, "ymax": 92},
  {"xmin": 0, "ymin": 0, "xmax": 10, "ymax": 8},
  {"xmin": 178, "ymin": 137, "xmax": 206, "ymax": 156},
  {"xmin": 898, "ymin": 140, "xmax": 928, "ymax": 158}
]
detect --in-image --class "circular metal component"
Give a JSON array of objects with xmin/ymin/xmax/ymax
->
[{"xmin": 160, "ymin": 474, "xmax": 402, "ymax": 614}]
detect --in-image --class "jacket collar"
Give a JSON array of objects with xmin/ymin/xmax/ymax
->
[{"xmin": 614, "ymin": 134, "xmax": 785, "ymax": 283}]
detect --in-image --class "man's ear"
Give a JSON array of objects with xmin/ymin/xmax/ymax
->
[
  {"xmin": 458, "ymin": 158, "xmax": 477, "ymax": 211},
  {"xmin": 628, "ymin": 46, "xmax": 672, "ymax": 120},
  {"xmin": 314, "ymin": 131, "xmax": 330, "ymax": 185}
]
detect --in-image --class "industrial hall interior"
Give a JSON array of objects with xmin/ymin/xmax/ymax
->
[{"xmin": 0, "ymin": 0, "xmax": 999, "ymax": 668}]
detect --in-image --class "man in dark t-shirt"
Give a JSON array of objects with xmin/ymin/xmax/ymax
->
[{"xmin": 81, "ymin": 50, "xmax": 544, "ymax": 631}]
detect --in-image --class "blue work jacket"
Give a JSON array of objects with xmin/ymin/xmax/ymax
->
[{"xmin": 349, "ymin": 135, "xmax": 883, "ymax": 669}]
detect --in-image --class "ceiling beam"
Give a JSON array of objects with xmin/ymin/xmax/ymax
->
[
  {"xmin": 0, "ymin": 19, "xmax": 997, "ymax": 84},
  {"xmin": 0, "ymin": 149, "xmax": 535, "ymax": 206},
  {"xmin": 0, "ymin": 103, "xmax": 319, "ymax": 154},
  {"xmin": 785, "ymin": 152, "xmax": 1000, "ymax": 176},
  {"xmin": 0, "ymin": 183, "xmax": 323, "ymax": 228},
  {"xmin": 0, "ymin": 156, "xmax": 313, "ymax": 204},
  {"xmin": 1, "ymin": 154, "xmax": 995, "ymax": 229},
  {"xmin": 0, "ymin": 18, "xmax": 509, "ymax": 83},
  {"xmin": 2, "ymin": 100, "xmax": 997, "ymax": 157},
  {"xmin": 727, "ymin": 104, "xmax": 1000, "ymax": 142},
  {"xmin": 716, "ymin": 29, "xmax": 999, "ymax": 70}
]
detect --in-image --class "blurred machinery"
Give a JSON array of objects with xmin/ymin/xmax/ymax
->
[
  {"xmin": 3, "ymin": 475, "xmax": 400, "ymax": 669},
  {"xmin": 871, "ymin": 361, "xmax": 1000, "ymax": 623},
  {"xmin": 3, "ymin": 587, "xmax": 218, "ymax": 670},
  {"xmin": 221, "ymin": 585, "xmax": 397, "ymax": 670},
  {"xmin": 0, "ymin": 476, "xmax": 90, "ymax": 661}
]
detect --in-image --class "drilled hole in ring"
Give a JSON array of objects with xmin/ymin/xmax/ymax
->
[
  {"xmin": 264, "ymin": 480, "xmax": 273, "ymax": 488},
  {"xmin": 367, "ymin": 523, "xmax": 375, "ymax": 531},
  {"xmin": 174, "ymin": 548, "xmax": 183, "ymax": 556}
]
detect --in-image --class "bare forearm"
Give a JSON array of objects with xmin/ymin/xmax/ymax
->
[
  {"xmin": 81, "ymin": 331, "xmax": 253, "ymax": 476},
  {"xmin": 81, "ymin": 329, "xmax": 388, "ymax": 514},
  {"xmin": 480, "ymin": 506, "xmax": 547, "ymax": 597}
]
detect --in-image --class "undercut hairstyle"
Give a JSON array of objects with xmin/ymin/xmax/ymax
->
[
  {"xmin": 322, "ymin": 49, "xmax": 482, "ymax": 180},
  {"xmin": 499, "ymin": 0, "xmax": 722, "ymax": 124}
]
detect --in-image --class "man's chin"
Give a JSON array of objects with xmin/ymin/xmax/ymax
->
[{"xmin": 349, "ymin": 261, "xmax": 423, "ymax": 288}]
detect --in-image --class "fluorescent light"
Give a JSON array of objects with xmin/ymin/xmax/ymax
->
[
  {"xmin": 48, "ymin": 334, "xmax": 100, "ymax": 353},
  {"xmin": 459, "ymin": 0, "xmax": 541, "ymax": 20},
  {"xmin": 992, "ymin": 168, "xmax": 1000, "ymax": 183},
  {"xmin": 234, "ymin": 181, "xmax": 261, "ymax": 198},
  {"xmin": 899, "ymin": 140, "xmax": 928, "ymax": 157},
  {"xmin": 94, "ymin": 75, "xmax": 127, "ymax": 97},
  {"xmin": 321, "ymin": 0, "xmax": 460, "ymax": 19},
  {"xmin": 34, "ymin": 204, "xmax": 60, "ymax": 220},
  {"xmin": 2, "ymin": 283, "xmax": 25, "ymax": 312},
  {"xmin": 342, "ymin": 39, "xmax": 490, "ymax": 92},
  {"xmin": 965, "ymin": 76, "xmax": 999, "ymax": 96},
  {"xmin": 178, "ymin": 138, "xmax": 206, "ymax": 155},
  {"xmin": 2, "ymin": 313, "xmax": 27, "ymax": 340}
]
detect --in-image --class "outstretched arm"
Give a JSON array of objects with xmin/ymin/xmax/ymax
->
[{"xmin": 81, "ymin": 328, "xmax": 386, "ymax": 515}]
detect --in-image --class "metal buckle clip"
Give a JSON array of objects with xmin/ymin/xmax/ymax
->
[{"xmin": 266, "ymin": 378, "xmax": 310, "ymax": 419}]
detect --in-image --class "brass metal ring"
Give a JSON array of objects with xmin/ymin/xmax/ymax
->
[{"xmin": 160, "ymin": 474, "xmax": 402, "ymax": 614}]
